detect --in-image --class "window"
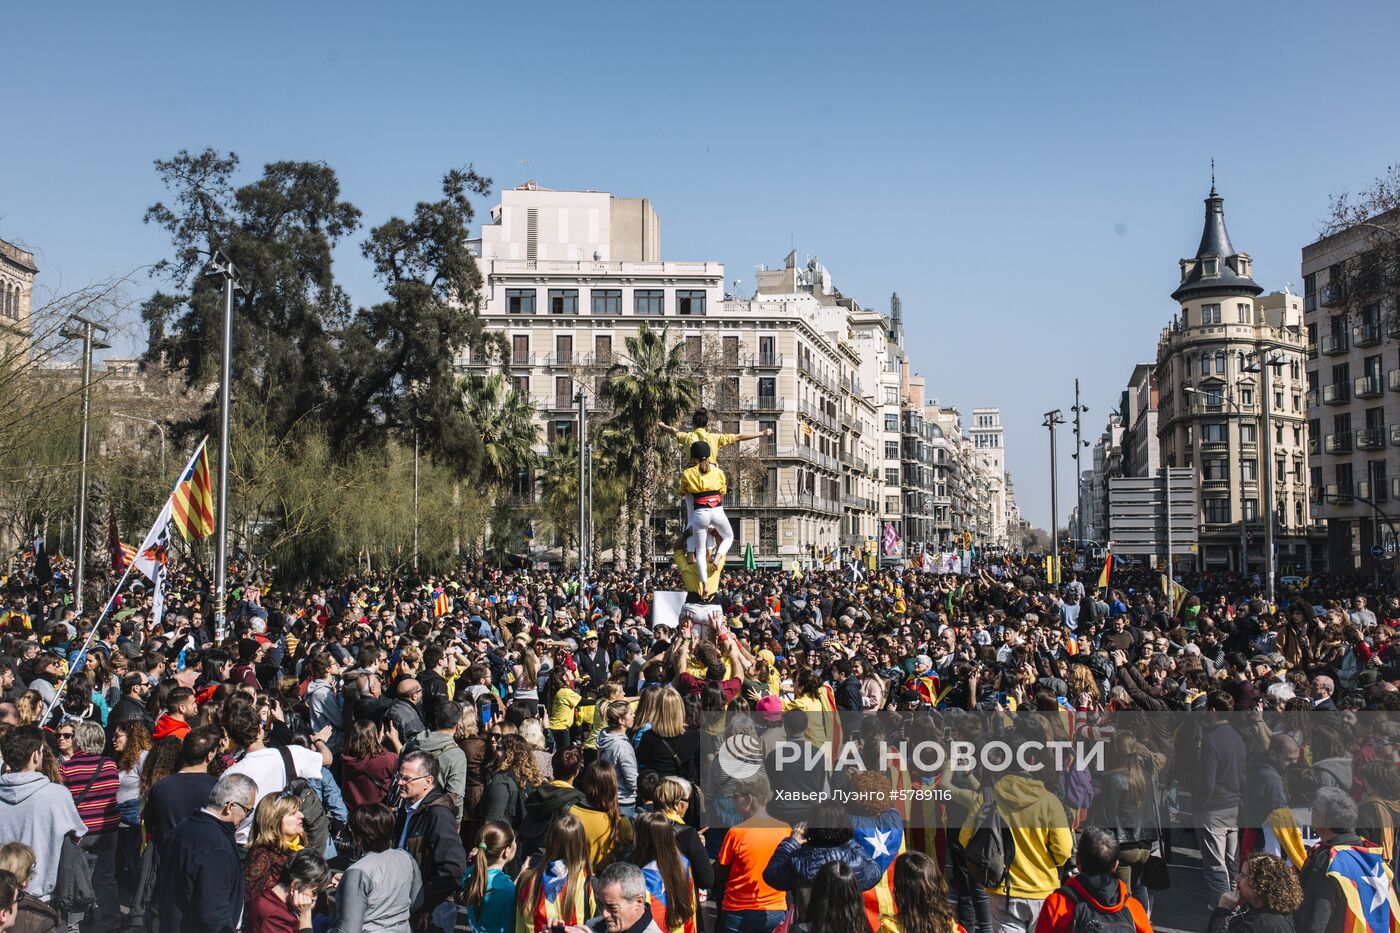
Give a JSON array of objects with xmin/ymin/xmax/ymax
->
[
  {"xmin": 1215, "ymin": 350, "xmax": 1226, "ymax": 374},
  {"xmin": 685, "ymin": 335, "xmax": 702, "ymax": 363},
  {"xmin": 505, "ymin": 288, "xmax": 536, "ymax": 314},
  {"xmin": 1374, "ymin": 461, "xmax": 1389, "ymax": 502},
  {"xmin": 511, "ymin": 375, "xmax": 529, "ymax": 395},
  {"xmin": 1202, "ymin": 421, "xmax": 1228, "ymax": 444},
  {"xmin": 591, "ymin": 289, "xmax": 621, "ymax": 314},
  {"xmin": 1238, "ymin": 386, "xmax": 1254, "ymax": 407},
  {"xmin": 885, "ymin": 441, "xmax": 900, "ymax": 460},
  {"xmin": 722, "ymin": 336, "xmax": 739, "ymax": 364},
  {"xmin": 1203, "ymin": 457, "xmax": 1229, "ymax": 480},
  {"xmin": 554, "ymin": 376, "xmax": 573, "ymax": 408},
  {"xmin": 510, "ymin": 334, "xmax": 529, "ymax": 363},
  {"xmin": 1241, "ymin": 458, "xmax": 1257, "ymax": 481},
  {"xmin": 594, "ymin": 335, "xmax": 613, "ymax": 364},
  {"xmin": 885, "ymin": 497, "xmax": 900, "ymax": 514},
  {"xmin": 884, "ymin": 414, "xmax": 898, "ymax": 432},
  {"xmin": 885, "ymin": 468, "xmax": 899, "ymax": 486},
  {"xmin": 1294, "ymin": 460, "xmax": 1303, "ymax": 483},
  {"xmin": 1204, "ymin": 498, "xmax": 1231, "ymax": 523},
  {"xmin": 1243, "ymin": 499, "xmax": 1259, "ymax": 521},
  {"xmin": 634, "ymin": 289, "xmax": 664, "ymax": 315},
  {"xmin": 555, "ymin": 335, "xmax": 573, "ymax": 364},
  {"xmin": 1240, "ymin": 422, "xmax": 1257, "ymax": 444},
  {"xmin": 1237, "ymin": 302, "xmax": 1250, "ymax": 323},
  {"xmin": 1202, "ymin": 259, "xmax": 1219, "ymax": 276},
  {"xmin": 1200, "ymin": 351, "xmax": 1211, "ymax": 374},
  {"xmin": 677, "ymin": 290, "xmax": 706, "ymax": 316},
  {"xmin": 548, "ymin": 289, "xmax": 578, "ymax": 315},
  {"xmin": 1337, "ymin": 463, "xmax": 1354, "ymax": 496},
  {"xmin": 1201, "ymin": 303, "xmax": 1222, "ymax": 323}
]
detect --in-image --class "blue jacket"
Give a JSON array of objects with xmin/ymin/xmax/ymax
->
[
  {"xmin": 155, "ymin": 810, "xmax": 242, "ymax": 933},
  {"xmin": 762, "ymin": 836, "xmax": 882, "ymax": 893}
]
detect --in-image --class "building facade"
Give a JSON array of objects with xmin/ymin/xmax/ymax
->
[
  {"xmin": 1155, "ymin": 186, "xmax": 1320, "ymax": 573},
  {"xmin": 0, "ymin": 238, "xmax": 36, "ymax": 356},
  {"xmin": 1302, "ymin": 217, "xmax": 1400, "ymax": 573},
  {"xmin": 970, "ymin": 408, "xmax": 1010, "ymax": 548},
  {"xmin": 467, "ymin": 185, "xmax": 890, "ymax": 566}
]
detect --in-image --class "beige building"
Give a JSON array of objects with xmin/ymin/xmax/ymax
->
[
  {"xmin": 0, "ymin": 238, "xmax": 36, "ymax": 356},
  {"xmin": 1155, "ymin": 186, "xmax": 1321, "ymax": 573},
  {"xmin": 466, "ymin": 186, "xmax": 882, "ymax": 566},
  {"xmin": 1302, "ymin": 214, "xmax": 1400, "ymax": 573}
]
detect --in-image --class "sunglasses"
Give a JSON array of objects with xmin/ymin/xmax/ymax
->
[{"xmin": 57, "ymin": 731, "xmax": 74, "ymax": 739}]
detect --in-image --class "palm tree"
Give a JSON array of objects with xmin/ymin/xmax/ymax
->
[
  {"xmin": 534, "ymin": 436, "xmax": 581, "ymax": 568},
  {"xmin": 601, "ymin": 325, "xmax": 697, "ymax": 572},
  {"xmin": 461, "ymin": 372, "xmax": 539, "ymax": 559}
]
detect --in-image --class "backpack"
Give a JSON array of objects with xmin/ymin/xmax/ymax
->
[
  {"xmin": 278, "ymin": 745, "xmax": 330, "ymax": 857},
  {"xmin": 1062, "ymin": 881, "xmax": 1139, "ymax": 933},
  {"xmin": 963, "ymin": 788, "xmax": 1015, "ymax": 892}
]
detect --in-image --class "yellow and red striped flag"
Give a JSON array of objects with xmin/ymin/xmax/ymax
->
[
  {"xmin": 433, "ymin": 590, "xmax": 451, "ymax": 617},
  {"xmin": 171, "ymin": 441, "xmax": 215, "ymax": 541},
  {"xmin": 1097, "ymin": 551, "xmax": 1113, "ymax": 590}
]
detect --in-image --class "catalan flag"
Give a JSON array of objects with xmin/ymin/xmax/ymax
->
[
  {"xmin": 171, "ymin": 440, "xmax": 215, "ymax": 541},
  {"xmin": 1323, "ymin": 844, "xmax": 1399, "ymax": 933},
  {"xmin": 433, "ymin": 589, "xmax": 451, "ymax": 617}
]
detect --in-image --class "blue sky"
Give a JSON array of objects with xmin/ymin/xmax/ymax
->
[{"xmin": 5, "ymin": 0, "xmax": 1400, "ymax": 530}]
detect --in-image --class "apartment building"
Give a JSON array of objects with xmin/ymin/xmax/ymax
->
[
  {"xmin": 1302, "ymin": 214, "xmax": 1400, "ymax": 573},
  {"xmin": 1155, "ymin": 185, "xmax": 1320, "ymax": 572},
  {"xmin": 970, "ymin": 408, "xmax": 1010, "ymax": 547},
  {"xmin": 466, "ymin": 185, "xmax": 883, "ymax": 566}
]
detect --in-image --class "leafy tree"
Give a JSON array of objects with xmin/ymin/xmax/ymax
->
[
  {"xmin": 460, "ymin": 372, "xmax": 538, "ymax": 493},
  {"xmin": 141, "ymin": 150, "xmax": 361, "ymax": 440},
  {"xmin": 140, "ymin": 151, "xmax": 493, "ymax": 477},
  {"xmin": 600, "ymin": 325, "xmax": 697, "ymax": 571},
  {"xmin": 535, "ymin": 437, "xmax": 582, "ymax": 568}
]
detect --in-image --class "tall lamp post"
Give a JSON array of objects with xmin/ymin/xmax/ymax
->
[
  {"xmin": 1184, "ymin": 385, "xmax": 1252, "ymax": 578},
  {"xmin": 204, "ymin": 252, "xmax": 242, "ymax": 640},
  {"xmin": 1043, "ymin": 409, "xmax": 1065, "ymax": 585},
  {"xmin": 1246, "ymin": 351, "xmax": 1286, "ymax": 605},
  {"xmin": 575, "ymin": 388, "xmax": 588, "ymax": 582},
  {"xmin": 1070, "ymin": 380, "xmax": 1089, "ymax": 544},
  {"xmin": 60, "ymin": 316, "xmax": 110, "ymax": 613}
]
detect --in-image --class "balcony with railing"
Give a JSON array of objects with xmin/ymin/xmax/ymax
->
[
  {"xmin": 1390, "ymin": 370, "xmax": 1400, "ymax": 393},
  {"xmin": 1320, "ymin": 333, "xmax": 1349, "ymax": 356},
  {"xmin": 1322, "ymin": 382, "xmax": 1351, "ymax": 405},
  {"xmin": 1355, "ymin": 322, "xmax": 1382, "ymax": 347},
  {"xmin": 1357, "ymin": 427, "xmax": 1386, "ymax": 450},
  {"xmin": 750, "ymin": 352, "xmax": 783, "ymax": 369},
  {"xmin": 1391, "ymin": 423, "xmax": 1400, "ymax": 447},
  {"xmin": 1324, "ymin": 432, "xmax": 1353, "ymax": 454},
  {"xmin": 1320, "ymin": 283, "xmax": 1345, "ymax": 307},
  {"xmin": 1305, "ymin": 388, "xmax": 1319, "ymax": 408},
  {"xmin": 1356, "ymin": 375, "xmax": 1383, "ymax": 399},
  {"xmin": 798, "ymin": 399, "xmax": 839, "ymax": 432},
  {"xmin": 749, "ymin": 394, "xmax": 784, "ymax": 413},
  {"xmin": 1308, "ymin": 436, "xmax": 1320, "ymax": 456}
]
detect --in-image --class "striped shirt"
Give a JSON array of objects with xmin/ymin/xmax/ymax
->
[{"xmin": 60, "ymin": 753, "xmax": 121, "ymax": 834}]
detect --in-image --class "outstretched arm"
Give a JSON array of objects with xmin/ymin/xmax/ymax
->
[
  {"xmin": 734, "ymin": 428, "xmax": 773, "ymax": 442},
  {"xmin": 659, "ymin": 422, "xmax": 679, "ymax": 437}
]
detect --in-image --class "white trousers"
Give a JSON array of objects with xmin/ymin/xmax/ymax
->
[{"xmin": 687, "ymin": 503, "xmax": 734, "ymax": 590}]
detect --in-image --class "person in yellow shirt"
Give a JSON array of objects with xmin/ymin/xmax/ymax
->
[
  {"xmin": 660, "ymin": 407, "xmax": 770, "ymax": 467},
  {"xmin": 678, "ymin": 443, "xmax": 731, "ymax": 598}
]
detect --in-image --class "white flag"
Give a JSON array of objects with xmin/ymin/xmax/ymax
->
[{"xmin": 130, "ymin": 500, "xmax": 173, "ymax": 627}]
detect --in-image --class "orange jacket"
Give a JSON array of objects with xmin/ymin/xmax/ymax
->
[
  {"xmin": 1033, "ymin": 876, "xmax": 1152, "ymax": 933},
  {"xmin": 152, "ymin": 713, "xmax": 191, "ymax": 741}
]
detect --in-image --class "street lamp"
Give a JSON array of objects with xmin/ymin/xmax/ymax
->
[
  {"xmin": 1184, "ymin": 384, "xmax": 1253, "ymax": 578},
  {"xmin": 1070, "ymin": 379, "xmax": 1089, "ymax": 544},
  {"xmin": 204, "ymin": 251, "xmax": 243, "ymax": 640},
  {"xmin": 59, "ymin": 316, "xmax": 110, "ymax": 613},
  {"xmin": 1043, "ymin": 409, "xmax": 1065, "ymax": 585},
  {"xmin": 109, "ymin": 413, "xmax": 167, "ymax": 480},
  {"xmin": 1244, "ymin": 351, "xmax": 1286, "ymax": 605}
]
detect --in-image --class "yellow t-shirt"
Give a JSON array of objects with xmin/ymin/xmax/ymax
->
[
  {"xmin": 568, "ymin": 804, "xmax": 635, "ymax": 869},
  {"xmin": 676, "ymin": 427, "xmax": 737, "ymax": 464},
  {"xmin": 547, "ymin": 687, "xmax": 581, "ymax": 730},
  {"xmin": 680, "ymin": 464, "xmax": 727, "ymax": 498}
]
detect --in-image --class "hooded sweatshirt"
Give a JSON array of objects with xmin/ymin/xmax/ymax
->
[
  {"xmin": 959, "ymin": 775, "xmax": 1074, "ymax": 900},
  {"xmin": 0, "ymin": 770, "xmax": 88, "ymax": 899},
  {"xmin": 1033, "ymin": 874, "xmax": 1152, "ymax": 933},
  {"xmin": 413, "ymin": 731, "xmax": 468, "ymax": 822},
  {"xmin": 596, "ymin": 729, "xmax": 638, "ymax": 805}
]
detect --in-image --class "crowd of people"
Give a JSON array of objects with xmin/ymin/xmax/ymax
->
[{"xmin": 0, "ymin": 547, "xmax": 1398, "ymax": 933}]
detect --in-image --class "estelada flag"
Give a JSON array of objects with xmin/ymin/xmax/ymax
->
[
  {"xmin": 1161, "ymin": 574, "xmax": 1190, "ymax": 617},
  {"xmin": 1097, "ymin": 551, "xmax": 1113, "ymax": 590},
  {"xmin": 171, "ymin": 440, "xmax": 215, "ymax": 541},
  {"xmin": 1322, "ymin": 843, "xmax": 1399, "ymax": 932},
  {"xmin": 432, "ymin": 590, "xmax": 450, "ymax": 617}
]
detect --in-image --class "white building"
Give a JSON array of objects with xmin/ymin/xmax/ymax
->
[{"xmin": 970, "ymin": 407, "xmax": 1009, "ymax": 547}]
